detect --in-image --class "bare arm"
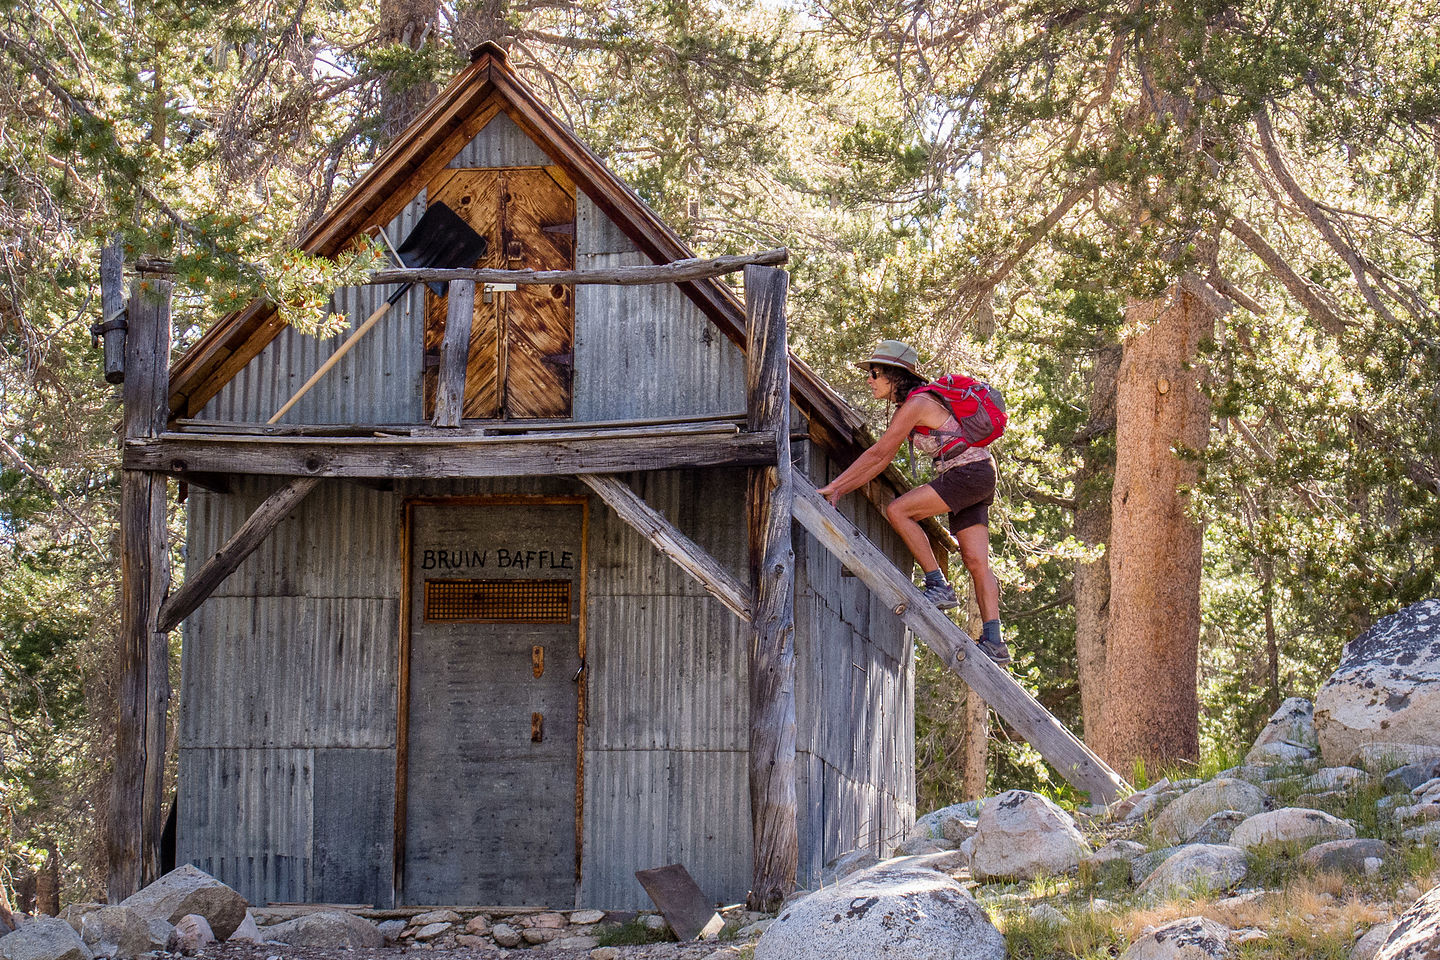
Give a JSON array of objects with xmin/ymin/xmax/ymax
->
[{"xmin": 817, "ymin": 397, "xmax": 939, "ymax": 504}]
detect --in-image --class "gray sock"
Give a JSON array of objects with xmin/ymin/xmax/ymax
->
[
  {"xmin": 923, "ymin": 569, "xmax": 947, "ymax": 588},
  {"xmin": 982, "ymin": 619, "xmax": 1002, "ymax": 645}
]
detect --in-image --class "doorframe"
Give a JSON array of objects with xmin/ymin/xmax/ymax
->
[{"xmin": 393, "ymin": 494, "xmax": 590, "ymax": 904}]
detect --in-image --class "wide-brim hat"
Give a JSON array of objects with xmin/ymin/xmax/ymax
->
[{"xmin": 855, "ymin": 339, "xmax": 922, "ymax": 377}]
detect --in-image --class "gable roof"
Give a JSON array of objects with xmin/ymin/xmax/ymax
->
[{"xmin": 169, "ymin": 43, "xmax": 940, "ymax": 538}]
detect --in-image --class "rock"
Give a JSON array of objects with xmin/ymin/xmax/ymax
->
[
  {"xmin": 1029, "ymin": 905, "xmax": 1068, "ymax": 927},
  {"xmin": 739, "ymin": 919, "xmax": 773, "ymax": 938},
  {"xmin": 411, "ymin": 909, "xmax": 461, "ymax": 926},
  {"xmin": 118, "ymin": 864, "xmax": 248, "ymax": 941},
  {"xmin": 168, "ymin": 915, "xmax": 215, "ymax": 956},
  {"xmin": 376, "ymin": 919, "xmax": 406, "ymax": 941},
  {"xmin": 1315, "ymin": 600, "xmax": 1440, "ymax": 767},
  {"xmin": 1375, "ymin": 883, "xmax": 1440, "ymax": 960},
  {"xmin": 227, "ymin": 912, "xmax": 262, "ymax": 944},
  {"xmin": 1402, "ymin": 822, "xmax": 1440, "ymax": 843},
  {"xmin": 462, "ymin": 915, "xmax": 491, "ymax": 935},
  {"xmin": 1384, "ymin": 759, "xmax": 1440, "ymax": 793},
  {"xmin": 1302, "ymin": 767, "xmax": 1372, "ymax": 792},
  {"xmin": 263, "ymin": 911, "xmax": 383, "ymax": 949},
  {"xmin": 1121, "ymin": 916, "xmax": 1232, "ymax": 960},
  {"xmin": 639, "ymin": 914, "xmax": 669, "ymax": 931},
  {"xmin": 1248, "ymin": 742, "xmax": 1315, "ymax": 764},
  {"xmin": 907, "ymin": 802, "xmax": 981, "ymax": 843},
  {"xmin": 820, "ymin": 850, "xmax": 881, "ymax": 886},
  {"xmin": 969, "ymin": 790, "xmax": 1091, "ymax": 880},
  {"xmin": 411, "ymin": 922, "xmax": 451, "ymax": 941},
  {"xmin": 1110, "ymin": 780, "xmax": 1170, "ymax": 819},
  {"xmin": 0, "ymin": 918, "xmax": 93, "ymax": 960},
  {"xmin": 590, "ymin": 949, "xmax": 621, "ymax": 960},
  {"xmin": 531, "ymin": 911, "xmax": 568, "ymax": 929},
  {"xmin": 56, "ymin": 907, "xmax": 102, "ymax": 935},
  {"xmin": 1294, "ymin": 791, "xmax": 1349, "ymax": 808},
  {"xmin": 555, "ymin": 936, "xmax": 600, "ymax": 950},
  {"xmin": 455, "ymin": 935, "xmax": 488, "ymax": 948},
  {"xmin": 1352, "ymin": 921, "xmax": 1398, "ymax": 960},
  {"xmin": 76, "ymin": 907, "xmax": 150, "ymax": 959},
  {"xmin": 1152, "ymin": 779, "xmax": 1269, "ymax": 845},
  {"xmin": 1229, "ymin": 808, "xmax": 1357, "ymax": 850},
  {"xmin": 1301, "ymin": 838, "xmax": 1393, "ymax": 873},
  {"xmin": 1357, "ymin": 744, "xmax": 1440, "ymax": 773},
  {"xmin": 569, "ymin": 910, "xmax": 605, "ymax": 926},
  {"xmin": 892, "ymin": 837, "xmax": 953, "ymax": 856},
  {"xmin": 1136, "ymin": 845, "xmax": 1249, "ymax": 903},
  {"xmin": 754, "ymin": 864, "xmax": 1006, "ymax": 960},
  {"xmin": 1189, "ymin": 811, "xmax": 1249, "ymax": 845},
  {"xmin": 522, "ymin": 927, "xmax": 560, "ymax": 944},
  {"xmin": 881, "ymin": 850, "xmax": 969, "ymax": 878},
  {"xmin": 1085, "ymin": 840, "xmax": 1147, "ymax": 867},
  {"xmin": 1131, "ymin": 847, "xmax": 1182, "ymax": 885},
  {"xmin": 141, "ymin": 920, "xmax": 171, "ymax": 953},
  {"xmin": 491, "ymin": 923, "xmax": 521, "ymax": 948}
]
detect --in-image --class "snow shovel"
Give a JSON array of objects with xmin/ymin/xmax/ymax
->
[{"xmin": 268, "ymin": 202, "xmax": 489, "ymax": 424}]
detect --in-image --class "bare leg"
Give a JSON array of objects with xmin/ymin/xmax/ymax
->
[
  {"xmin": 955, "ymin": 523, "xmax": 999, "ymax": 621},
  {"xmin": 884, "ymin": 486, "xmax": 951, "ymax": 573}
]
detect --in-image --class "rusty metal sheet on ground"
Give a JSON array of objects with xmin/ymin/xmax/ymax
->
[{"xmin": 634, "ymin": 863, "xmax": 724, "ymax": 941}]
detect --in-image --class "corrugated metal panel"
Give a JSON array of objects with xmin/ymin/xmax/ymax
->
[
  {"xmin": 451, "ymin": 111, "xmax": 554, "ymax": 167},
  {"xmin": 573, "ymin": 194, "xmax": 745, "ymax": 421},
  {"xmin": 199, "ymin": 196, "xmax": 428, "ymax": 424},
  {"xmin": 313, "ymin": 747, "xmax": 396, "ymax": 906},
  {"xmin": 186, "ymin": 478, "xmax": 400, "ymax": 600},
  {"xmin": 177, "ymin": 747, "xmax": 314, "ymax": 905},
  {"xmin": 180, "ymin": 596, "xmax": 398, "ymax": 748},
  {"xmin": 580, "ymin": 749, "xmax": 751, "ymax": 908}
]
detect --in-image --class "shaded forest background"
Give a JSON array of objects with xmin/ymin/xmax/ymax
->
[{"xmin": 2, "ymin": 0, "xmax": 1437, "ymax": 904}]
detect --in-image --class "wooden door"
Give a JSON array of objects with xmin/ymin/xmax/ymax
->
[
  {"xmin": 401, "ymin": 499, "xmax": 585, "ymax": 905},
  {"xmin": 423, "ymin": 167, "xmax": 576, "ymax": 419}
]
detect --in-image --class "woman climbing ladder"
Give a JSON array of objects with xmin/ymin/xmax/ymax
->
[{"xmin": 816, "ymin": 340, "xmax": 1010, "ymax": 664}]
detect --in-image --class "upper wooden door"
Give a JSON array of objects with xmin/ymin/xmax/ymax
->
[{"xmin": 423, "ymin": 166, "xmax": 576, "ymax": 419}]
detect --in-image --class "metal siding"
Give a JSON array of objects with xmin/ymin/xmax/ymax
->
[
  {"xmin": 581, "ymin": 469, "xmax": 751, "ymax": 907},
  {"xmin": 313, "ymin": 748, "xmax": 396, "ymax": 906},
  {"xmin": 572, "ymin": 194, "xmax": 745, "ymax": 421},
  {"xmin": 199, "ymin": 197, "xmax": 427, "ymax": 424},
  {"xmin": 451, "ymin": 111, "xmax": 554, "ymax": 167},
  {"xmin": 176, "ymin": 747, "xmax": 314, "ymax": 906}
]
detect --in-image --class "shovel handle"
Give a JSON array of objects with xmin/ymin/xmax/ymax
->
[{"xmin": 267, "ymin": 292, "xmax": 405, "ymax": 424}]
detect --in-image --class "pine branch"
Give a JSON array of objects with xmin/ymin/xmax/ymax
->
[{"xmin": 1223, "ymin": 214, "xmax": 1347, "ymax": 337}]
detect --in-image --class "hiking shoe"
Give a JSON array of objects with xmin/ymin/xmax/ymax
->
[
  {"xmin": 921, "ymin": 580, "xmax": 959, "ymax": 611},
  {"xmin": 976, "ymin": 634, "xmax": 1012, "ymax": 665}
]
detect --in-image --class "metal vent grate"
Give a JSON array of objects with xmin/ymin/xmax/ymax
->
[{"xmin": 423, "ymin": 579, "xmax": 571, "ymax": 623}]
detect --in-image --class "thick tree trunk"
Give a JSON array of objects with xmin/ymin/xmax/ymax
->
[
  {"xmin": 1103, "ymin": 283, "xmax": 1213, "ymax": 772},
  {"xmin": 378, "ymin": 0, "xmax": 440, "ymax": 144},
  {"xmin": 1074, "ymin": 343, "xmax": 1121, "ymax": 755}
]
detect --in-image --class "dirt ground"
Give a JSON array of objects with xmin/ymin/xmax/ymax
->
[{"xmin": 204, "ymin": 938, "xmax": 750, "ymax": 960}]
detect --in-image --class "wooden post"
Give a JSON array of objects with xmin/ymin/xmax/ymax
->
[
  {"xmin": 962, "ymin": 599, "xmax": 989, "ymax": 799},
  {"xmin": 109, "ymin": 278, "xmax": 173, "ymax": 900},
  {"xmin": 744, "ymin": 265, "xmax": 797, "ymax": 911},
  {"xmin": 97, "ymin": 240, "xmax": 126, "ymax": 383},
  {"xmin": 433, "ymin": 279, "xmax": 476, "ymax": 427}
]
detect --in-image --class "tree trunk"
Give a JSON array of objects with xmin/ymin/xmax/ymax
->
[
  {"xmin": 378, "ymin": 0, "xmax": 440, "ymax": 145},
  {"xmin": 1103, "ymin": 283, "xmax": 1213, "ymax": 772},
  {"xmin": 1074, "ymin": 342, "xmax": 1121, "ymax": 755},
  {"xmin": 961, "ymin": 600, "xmax": 988, "ymax": 799}
]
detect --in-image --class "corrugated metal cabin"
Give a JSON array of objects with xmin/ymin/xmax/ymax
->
[{"xmin": 148, "ymin": 44, "xmax": 938, "ymax": 910}]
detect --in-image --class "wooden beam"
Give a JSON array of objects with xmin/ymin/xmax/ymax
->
[
  {"xmin": 97, "ymin": 240, "xmax": 126, "ymax": 384},
  {"xmin": 579, "ymin": 474, "xmax": 753, "ymax": 622},
  {"xmin": 124, "ymin": 429, "xmax": 779, "ymax": 479},
  {"xmin": 158, "ymin": 477, "xmax": 322, "ymax": 634},
  {"xmin": 110, "ymin": 278, "xmax": 173, "ymax": 900},
  {"xmin": 433, "ymin": 279, "xmax": 475, "ymax": 428},
  {"xmin": 138, "ymin": 249, "xmax": 788, "ymax": 288},
  {"xmin": 791, "ymin": 480, "xmax": 1129, "ymax": 804},
  {"xmin": 744, "ymin": 265, "xmax": 797, "ymax": 912}
]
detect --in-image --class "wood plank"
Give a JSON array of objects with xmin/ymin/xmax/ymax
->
[
  {"xmin": 366, "ymin": 248, "xmax": 785, "ymax": 287},
  {"xmin": 790, "ymin": 480, "xmax": 1129, "ymax": 804},
  {"xmin": 158, "ymin": 476, "xmax": 322, "ymax": 634},
  {"xmin": 110, "ymin": 278, "xmax": 173, "ymax": 900},
  {"xmin": 98, "ymin": 240, "xmax": 125, "ymax": 383},
  {"xmin": 124, "ymin": 430, "xmax": 779, "ymax": 479},
  {"xmin": 433, "ymin": 280, "xmax": 476, "ymax": 427},
  {"xmin": 744, "ymin": 265, "xmax": 797, "ymax": 912},
  {"xmin": 172, "ymin": 413, "xmax": 747, "ymax": 436},
  {"xmin": 580, "ymin": 474, "xmax": 753, "ymax": 623}
]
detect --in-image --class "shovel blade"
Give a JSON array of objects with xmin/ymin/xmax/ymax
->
[{"xmin": 394, "ymin": 201, "xmax": 489, "ymax": 296}]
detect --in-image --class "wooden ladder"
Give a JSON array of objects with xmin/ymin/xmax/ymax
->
[{"xmin": 791, "ymin": 479, "xmax": 1130, "ymax": 804}]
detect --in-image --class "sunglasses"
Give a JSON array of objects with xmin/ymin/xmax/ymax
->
[{"xmin": 867, "ymin": 367, "xmax": 884, "ymax": 380}]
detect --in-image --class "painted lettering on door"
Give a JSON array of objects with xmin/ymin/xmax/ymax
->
[{"xmin": 419, "ymin": 548, "xmax": 576, "ymax": 570}]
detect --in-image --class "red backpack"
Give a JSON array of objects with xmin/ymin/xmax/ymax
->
[{"xmin": 911, "ymin": 374, "xmax": 1008, "ymax": 458}]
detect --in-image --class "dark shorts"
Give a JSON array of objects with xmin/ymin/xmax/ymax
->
[{"xmin": 928, "ymin": 459, "xmax": 996, "ymax": 533}]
